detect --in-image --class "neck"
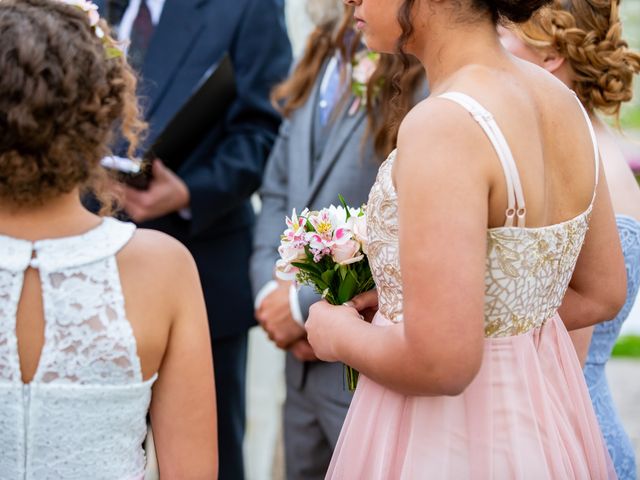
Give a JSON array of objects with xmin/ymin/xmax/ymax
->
[
  {"xmin": 0, "ymin": 190, "xmax": 100, "ymax": 241},
  {"xmin": 409, "ymin": 13, "xmax": 505, "ymax": 92}
]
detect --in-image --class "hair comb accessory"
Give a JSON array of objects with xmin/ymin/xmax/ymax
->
[{"xmin": 59, "ymin": 0, "xmax": 124, "ymax": 59}]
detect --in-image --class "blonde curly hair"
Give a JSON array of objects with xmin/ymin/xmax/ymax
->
[{"xmin": 515, "ymin": 0, "xmax": 640, "ymax": 119}]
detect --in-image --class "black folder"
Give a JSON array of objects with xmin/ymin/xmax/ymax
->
[{"xmin": 112, "ymin": 53, "xmax": 236, "ymax": 189}]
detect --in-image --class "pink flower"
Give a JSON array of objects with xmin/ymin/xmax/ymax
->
[
  {"xmin": 331, "ymin": 239, "xmax": 363, "ymax": 265},
  {"xmin": 306, "ymin": 233, "xmax": 331, "ymax": 262},
  {"xmin": 275, "ymin": 259, "xmax": 298, "ymax": 281},
  {"xmin": 308, "ymin": 210, "xmax": 334, "ymax": 240},
  {"xmin": 332, "ymin": 226, "xmax": 353, "ymax": 246},
  {"xmin": 278, "ymin": 242, "xmax": 306, "ymax": 265},
  {"xmin": 352, "ymin": 56, "xmax": 377, "ymax": 85}
]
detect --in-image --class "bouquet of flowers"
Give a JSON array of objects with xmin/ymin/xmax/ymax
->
[{"xmin": 276, "ymin": 196, "xmax": 374, "ymax": 391}]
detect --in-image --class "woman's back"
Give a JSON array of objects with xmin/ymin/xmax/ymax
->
[
  {"xmin": 432, "ymin": 60, "xmax": 597, "ymax": 230},
  {"xmin": 0, "ymin": 217, "xmax": 156, "ymax": 478}
]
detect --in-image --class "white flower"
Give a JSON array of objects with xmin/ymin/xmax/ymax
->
[
  {"xmin": 327, "ymin": 204, "xmax": 348, "ymax": 228},
  {"xmin": 61, "ymin": 0, "xmax": 99, "ymax": 24},
  {"xmin": 347, "ymin": 214, "xmax": 368, "ymax": 254}
]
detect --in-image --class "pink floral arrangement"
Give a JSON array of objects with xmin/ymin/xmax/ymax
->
[
  {"xmin": 348, "ymin": 50, "xmax": 381, "ymax": 115},
  {"xmin": 276, "ymin": 197, "xmax": 374, "ymax": 390}
]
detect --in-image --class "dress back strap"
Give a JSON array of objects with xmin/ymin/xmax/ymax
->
[
  {"xmin": 439, "ymin": 92, "xmax": 526, "ymax": 227},
  {"xmin": 570, "ymin": 91, "xmax": 600, "ymax": 204}
]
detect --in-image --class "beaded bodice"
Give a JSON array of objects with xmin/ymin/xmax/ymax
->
[
  {"xmin": 367, "ymin": 91, "xmax": 598, "ymax": 338},
  {"xmin": 0, "ymin": 218, "xmax": 155, "ymax": 479},
  {"xmin": 367, "ymin": 152, "xmax": 591, "ymax": 337}
]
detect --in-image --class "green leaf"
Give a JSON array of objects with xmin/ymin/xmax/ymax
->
[
  {"xmin": 338, "ymin": 264, "xmax": 348, "ymax": 280},
  {"xmin": 338, "ymin": 194, "xmax": 350, "ymax": 220},
  {"xmin": 305, "ymin": 219, "xmax": 316, "ymax": 232},
  {"xmin": 321, "ymin": 270, "xmax": 335, "ymax": 287},
  {"xmin": 337, "ymin": 272, "xmax": 357, "ymax": 304}
]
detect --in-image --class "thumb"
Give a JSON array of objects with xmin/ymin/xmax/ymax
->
[
  {"xmin": 351, "ymin": 289, "xmax": 378, "ymax": 311},
  {"xmin": 151, "ymin": 158, "xmax": 167, "ymax": 178}
]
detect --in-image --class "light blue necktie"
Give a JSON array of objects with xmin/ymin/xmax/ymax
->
[{"xmin": 318, "ymin": 55, "xmax": 342, "ymax": 127}]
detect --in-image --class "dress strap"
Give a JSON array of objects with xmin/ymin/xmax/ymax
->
[
  {"xmin": 439, "ymin": 92, "xmax": 526, "ymax": 227},
  {"xmin": 570, "ymin": 91, "xmax": 600, "ymax": 204}
]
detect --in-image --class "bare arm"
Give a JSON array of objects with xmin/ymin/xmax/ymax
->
[
  {"xmin": 558, "ymin": 166, "xmax": 627, "ymax": 331},
  {"xmin": 568, "ymin": 326, "xmax": 594, "ymax": 367},
  {"xmin": 150, "ymin": 245, "xmax": 218, "ymax": 478},
  {"xmin": 307, "ymin": 101, "xmax": 488, "ymax": 396}
]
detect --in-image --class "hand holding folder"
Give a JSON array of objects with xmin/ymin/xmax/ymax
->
[{"xmin": 105, "ymin": 54, "xmax": 236, "ymax": 190}]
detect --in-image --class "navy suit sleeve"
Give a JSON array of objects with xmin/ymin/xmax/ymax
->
[{"xmin": 181, "ymin": 0, "xmax": 292, "ymax": 237}]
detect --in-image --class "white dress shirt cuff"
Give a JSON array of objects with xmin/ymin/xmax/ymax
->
[
  {"xmin": 254, "ymin": 280, "xmax": 278, "ymax": 310},
  {"xmin": 289, "ymin": 284, "xmax": 304, "ymax": 325}
]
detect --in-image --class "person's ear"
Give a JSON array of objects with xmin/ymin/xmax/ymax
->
[{"xmin": 541, "ymin": 48, "xmax": 565, "ymax": 74}]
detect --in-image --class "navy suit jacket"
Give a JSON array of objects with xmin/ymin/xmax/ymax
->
[{"xmin": 97, "ymin": 0, "xmax": 292, "ymax": 338}]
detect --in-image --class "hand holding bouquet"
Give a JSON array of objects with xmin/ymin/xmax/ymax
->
[{"xmin": 276, "ymin": 196, "xmax": 374, "ymax": 391}]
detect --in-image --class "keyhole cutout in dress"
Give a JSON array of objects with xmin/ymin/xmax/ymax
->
[{"xmin": 16, "ymin": 254, "xmax": 45, "ymax": 384}]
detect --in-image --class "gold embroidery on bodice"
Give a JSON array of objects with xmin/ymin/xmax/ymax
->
[{"xmin": 366, "ymin": 151, "xmax": 591, "ymax": 337}]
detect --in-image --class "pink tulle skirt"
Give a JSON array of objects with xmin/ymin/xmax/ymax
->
[{"xmin": 327, "ymin": 313, "xmax": 616, "ymax": 479}]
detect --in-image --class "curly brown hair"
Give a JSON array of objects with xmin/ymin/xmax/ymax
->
[
  {"xmin": 271, "ymin": 6, "xmax": 424, "ymax": 158},
  {"xmin": 0, "ymin": 0, "xmax": 146, "ymax": 213},
  {"xmin": 515, "ymin": 0, "xmax": 640, "ymax": 119}
]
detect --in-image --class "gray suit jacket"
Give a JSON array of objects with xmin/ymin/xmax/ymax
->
[{"xmin": 250, "ymin": 71, "xmax": 383, "ymax": 389}]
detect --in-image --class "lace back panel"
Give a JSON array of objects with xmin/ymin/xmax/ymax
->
[
  {"xmin": 0, "ymin": 217, "xmax": 141, "ymax": 385},
  {"xmin": 0, "ymin": 218, "xmax": 154, "ymax": 479}
]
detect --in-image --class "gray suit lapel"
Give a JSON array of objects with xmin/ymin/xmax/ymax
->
[
  {"xmin": 292, "ymin": 83, "xmax": 321, "ymax": 195},
  {"xmin": 304, "ymin": 101, "xmax": 367, "ymax": 206}
]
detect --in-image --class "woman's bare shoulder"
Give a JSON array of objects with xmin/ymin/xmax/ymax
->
[{"xmin": 118, "ymin": 228, "xmax": 198, "ymax": 279}]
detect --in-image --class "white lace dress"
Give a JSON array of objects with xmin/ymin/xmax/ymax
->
[{"xmin": 0, "ymin": 218, "xmax": 156, "ymax": 480}]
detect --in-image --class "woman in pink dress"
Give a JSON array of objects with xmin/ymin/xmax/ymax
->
[{"xmin": 305, "ymin": 0, "xmax": 627, "ymax": 478}]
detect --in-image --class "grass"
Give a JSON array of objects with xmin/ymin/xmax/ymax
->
[{"xmin": 612, "ymin": 335, "xmax": 640, "ymax": 358}]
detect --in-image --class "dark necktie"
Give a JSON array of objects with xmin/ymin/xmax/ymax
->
[{"xmin": 128, "ymin": 1, "xmax": 154, "ymax": 71}]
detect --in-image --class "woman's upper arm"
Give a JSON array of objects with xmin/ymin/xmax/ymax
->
[
  {"xmin": 149, "ymin": 244, "xmax": 218, "ymax": 478},
  {"xmin": 395, "ymin": 101, "xmax": 489, "ymax": 386},
  {"xmin": 566, "ymin": 166, "xmax": 627, "ymax": 328}
]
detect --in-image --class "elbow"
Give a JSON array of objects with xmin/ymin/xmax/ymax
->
[
  {"xmin": 592, "ymin": 274, "xmax": 627, "ymax": 325},
  {"xmin": 597, "ymin": 286, "xmax": 626, "ymax": 323},
  {"xmin": 410, "ymin": 348, "xmax": 484, "ymax": 397},
  {"xmin": 435, "ymin": 360, "xmax": 483, "ymax": 397}
]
